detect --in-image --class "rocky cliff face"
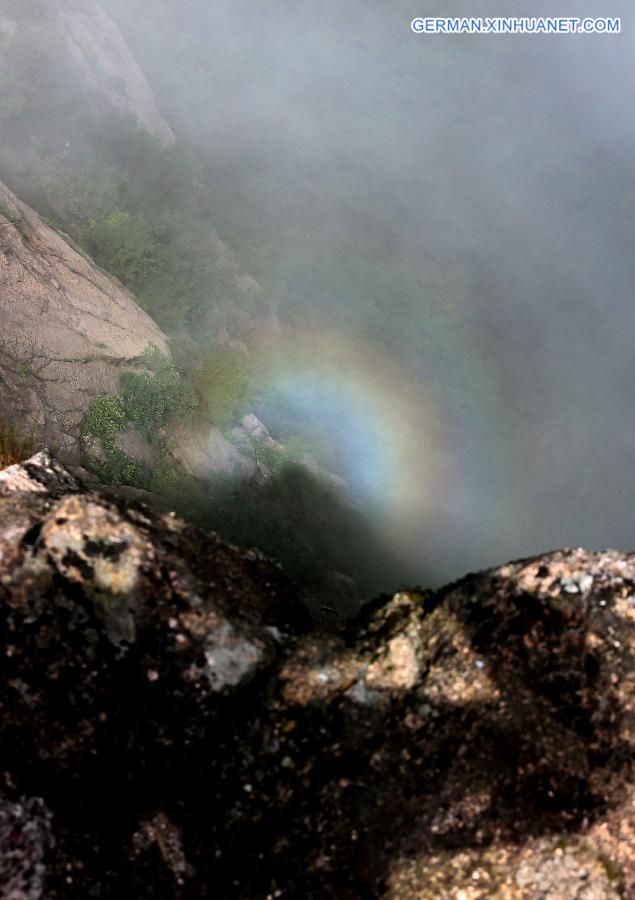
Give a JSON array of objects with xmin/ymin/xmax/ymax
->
[
  {"xmin": 1, "ymin": 452, "xmax": 634, "ymax": 898},
  {"xmin": 0, "ymin": 0, "xmax": 174, "ymax": 159},
  {"xmin": 0, "ymin": 178, "xmax": 170, "ymax": 465},
  {"xmin": 51, "ymin": 0, "xmax": 174, "ymax": 145}
]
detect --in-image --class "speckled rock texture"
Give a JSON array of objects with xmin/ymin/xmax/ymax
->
[{"xmin": 1, "ymin": 453, "xmax": 635, "ymax": 898}]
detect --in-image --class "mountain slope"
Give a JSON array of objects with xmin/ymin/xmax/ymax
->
[{"xmin": 0, "ymin": 177, "xmax": 170, "ymax": 464}]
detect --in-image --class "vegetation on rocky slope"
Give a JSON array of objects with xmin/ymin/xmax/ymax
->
[{"xmin": 0, "ymin": 175, "xmax": 170, "ymax": 466}]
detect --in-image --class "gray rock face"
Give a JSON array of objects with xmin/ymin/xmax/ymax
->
[
  {"xmin": 0, "ymin": 179, "xmax": 170, "ymax": 465},
  {"xmin": 2, "ymin": 453, "xmax": 635, "ymax": 898},
  {"xmin": 0, "ymin": 0, "xmax": 174, "ymax": 148},
  {"xmin": 172, "ymin": 423, "xmax": 258, "ymax": 481},
  {"xmin": 54, "ymin": 0, "xmax": 175, "ymax": 145}
]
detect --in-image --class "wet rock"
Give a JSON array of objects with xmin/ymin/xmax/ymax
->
[{"xmin": 1, "ymin": 455, "xmax": 635, "ymax": 897}]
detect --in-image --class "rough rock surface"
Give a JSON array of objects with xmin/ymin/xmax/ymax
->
[
  {"xmin": 172, "ymin": 423, "xmax": 258, "ymax": 482},
  {"xmin": 0, "ymin": 450, "xmax": 83, "ymax": 497},
  {"xmin": 1, "ymin": 453, "xmax": 635, "ymax": 898},
  {"xmin": 0, "ymin": 179, "xmax": 170, "ymax": 465}
]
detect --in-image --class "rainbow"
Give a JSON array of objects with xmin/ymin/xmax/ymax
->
[
  {"xmin": 245, "ymin": 325, "xmax": 517, "ymax": 584},
  {"xmin": 251, "ymin": 331, "xmax": 460, "ymax": 558}
]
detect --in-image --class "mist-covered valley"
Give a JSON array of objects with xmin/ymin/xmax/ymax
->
[{"xmin": 1, "ymin": 0, "xmax": 634, "ymax": 612}]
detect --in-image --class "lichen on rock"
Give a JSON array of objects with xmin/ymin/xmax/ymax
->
[{"xmin": 1, "ymin": 454, "xmax": 635, "ymax": 897}]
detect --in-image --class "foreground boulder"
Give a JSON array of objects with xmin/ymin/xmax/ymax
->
[{"xmin": 1, "ymin": 453, "xmax": 635, "ymax": 898}]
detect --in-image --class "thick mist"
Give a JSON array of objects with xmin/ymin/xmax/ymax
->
[
  {"xmin": 5, "ymin": 0, "xmax": 635, "ymax": 593},
  {"xmin": 99, "ymin": 0, "xmax": 635, "ymax": 584}
]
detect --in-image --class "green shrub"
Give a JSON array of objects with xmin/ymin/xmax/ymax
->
[
  {"xmin": 84, "ymin": 394, "xmax": 126, "ymax": 438},
  {"xmin": 77, "ymin": 209, "xmax": 157, "ymax": 293},
  {"xmin": 120, "ymin": 354, "xmax": 197, "ymax": 441},
  {"xmin": 139, "ymin": 343, "xmax": 170, "ymax": 369},
  {"xmin": 193, "ymin": 349, "xmax": 250, "ymax": 427},
  {"xmin": 0, "ymin": 199, "xmax": 21, "ymax": 224},
  {"xmin": 255, "ymin": 434, "xmax": 309, "ymax": 475},
  {"xmin": 147, "ymin": 455, "xmax": 208, "ymax": 522},
  {"xmin": 96, "ymin": 446, "xmax": 151, "ymax": 489},
  {"xmin": 65, "ymin": 166, "xmax": 120, "ymax": 222}
]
